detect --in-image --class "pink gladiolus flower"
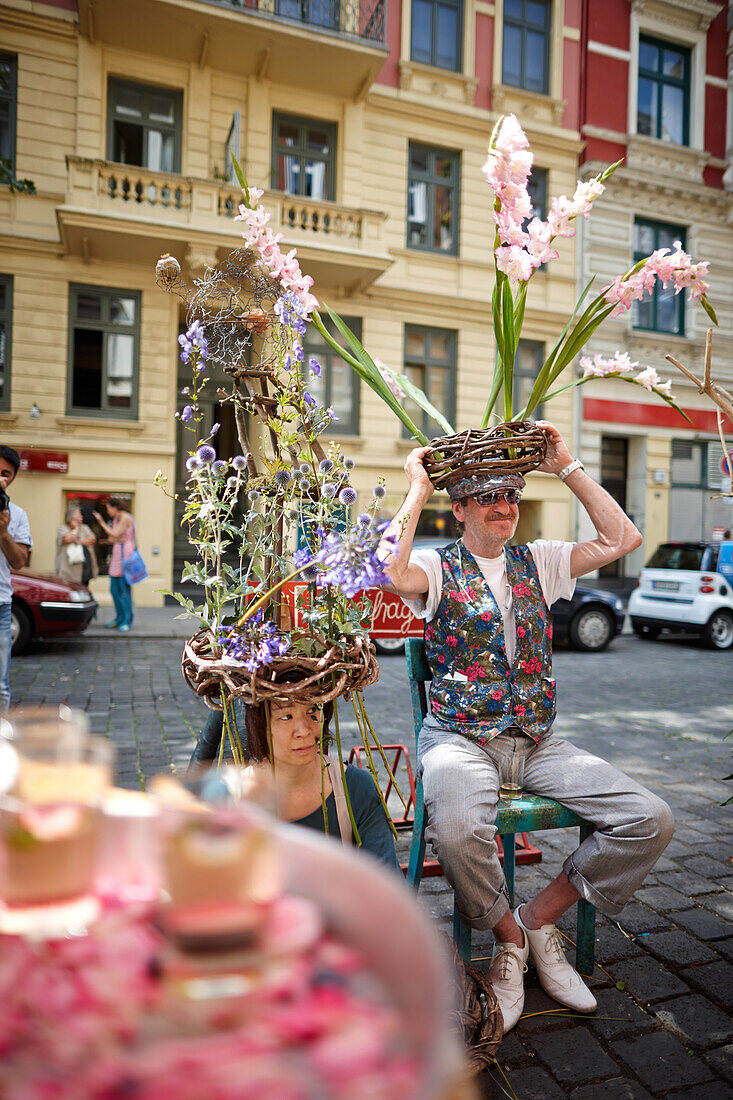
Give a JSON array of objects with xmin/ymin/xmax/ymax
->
[
  {"xmin": 580, "ymin": 351, "xmax": 637, "ymax": 378},
  {"xmin": 496, "ymin": 245, "xmax": 533, "ymax": 284},
  {"xmin": 634, "ymin": 366, "xmax": 662, "ymax": 392},
  {"xmin": 526, "ymin": 218, "xmax": 559, "ymax": 267},
  {"xmin": 494, "ymin": 209, "xmax": 529, "ymax": 247}
]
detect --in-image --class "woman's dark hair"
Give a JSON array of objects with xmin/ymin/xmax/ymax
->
[
  {"xmin": 107, "ymin": 496, "xmax": 128, "ymax": 512},
  {"xmin": 243, "ymin": 674, "xmax": 333, "ymax": 763}
]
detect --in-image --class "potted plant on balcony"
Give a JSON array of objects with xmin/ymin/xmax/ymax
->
[{"xmin": 307, "ymin": 114, "xmax": 717, "ymax": 491}]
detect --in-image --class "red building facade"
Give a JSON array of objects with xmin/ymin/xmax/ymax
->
[{"xmin": 576, "ymin": 0, "xmax": 731, "ymax": 568}]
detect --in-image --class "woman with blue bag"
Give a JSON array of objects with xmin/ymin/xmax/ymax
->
[{"xmin": 93, "ymin": 498, "xmax": 145, "ymax": 632}]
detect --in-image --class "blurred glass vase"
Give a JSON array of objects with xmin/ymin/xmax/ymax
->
[{"xmin": 0, "ymin": 706, "xmax": 113, "ymax": 936}]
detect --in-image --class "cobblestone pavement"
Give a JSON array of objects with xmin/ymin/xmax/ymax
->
[{"xmin": 10, "ymin": 619, "xmax": 733, "ymax": 1099}]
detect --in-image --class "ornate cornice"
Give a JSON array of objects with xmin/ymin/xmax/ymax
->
[{"xmin": 629, "ymin": 0, "xmax": 723, "ymax": 33}]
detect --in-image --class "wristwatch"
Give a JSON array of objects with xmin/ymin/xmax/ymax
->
[{"xmin": 557, "ymin": 458, "xmax": 585, "ymax": 482}]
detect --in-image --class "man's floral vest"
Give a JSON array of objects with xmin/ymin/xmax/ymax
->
[{"xmin": 424, "ymin": 542, "xmax": 556, "ymax": 744}]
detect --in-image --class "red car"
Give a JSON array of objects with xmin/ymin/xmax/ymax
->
[{"xmin": 11, "ymin": 570, "xmax": 98, "ymax": 654}]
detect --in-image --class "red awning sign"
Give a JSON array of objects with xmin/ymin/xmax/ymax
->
[{"xmin": 18, "ymin": 450, "xmax": 69, "ymax": 474}]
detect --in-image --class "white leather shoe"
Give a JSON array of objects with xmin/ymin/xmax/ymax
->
[
  {"xmin": 514, "ymin": 905, "xmax": 597, "ymax": 1013},
  {"xmin": 488, "ymin": 935, "xmax": 529, "ymax": 1033}
]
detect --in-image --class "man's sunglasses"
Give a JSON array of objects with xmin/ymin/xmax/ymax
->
[{"xmin": 472, "ymin": 489, "xmax": 522, "ymax": 507}]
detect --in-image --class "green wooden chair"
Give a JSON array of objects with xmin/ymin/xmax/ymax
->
[{"xmin": 404, "ymin": 637, "xmax": 596, "ymax": 975}]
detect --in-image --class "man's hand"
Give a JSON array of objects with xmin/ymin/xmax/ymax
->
[
  {"xmin": 404, "ymin": 447, "xmax": 435, "ymax": 501},
  {"xmin": 534, "ymin": 422, "xmax": 574, "ymax": 476},
  {"xmin": 0, "ymin": 510, "xmax": 9, "ymax": 539}
]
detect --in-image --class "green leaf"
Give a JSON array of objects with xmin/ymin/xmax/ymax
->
[
  {"xmin": 522, "ymin": 275, "xmax": 597, "ymax": 417},
  {"xmin": 615, "ymin": 981, "xmax": 627, "ymax": 991},
  {"xmin": 492, "ymin": 275, "xmax": 506, "ymax": 364},
  {"xmin": 384, "ymin": 365, "xmax": 455, "ymax": 435},
  {"xmin": 501, "ymin": 278, "xmax": 516, "ymax": 421},
  {"xmin": 229, "ymin": 151, "xmax": 248, "ymax": 194},
  {"xmin": 315, "ymin": 307, "xmax": 430, "ymax": 444},
  {"xmin": 480, "ymin": 349, "xmax": 505, "ymax": 428},
  {"xmin": 700, "ymin": 295, "xmax": 719, "ymax": 327}
]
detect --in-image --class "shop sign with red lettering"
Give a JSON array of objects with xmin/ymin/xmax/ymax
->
[
  {"xmin": 282, "ymin": 583, "xmax": 423, "ymax": 639},
  {"xmin": 18, "ymin": 450, "xmax": 69, "ymax": 474}
]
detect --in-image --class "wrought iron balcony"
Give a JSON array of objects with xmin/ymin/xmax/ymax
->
[{"xmin": 207, "ymin": 0, "xmax": 386, "ymax": 44}]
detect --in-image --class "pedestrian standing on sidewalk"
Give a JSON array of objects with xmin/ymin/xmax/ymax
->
[
  {"xmin": 0, "ymin": 446, "xmax": 32, "ymax": 712},
  {"xmin": 93, "ymin": 498, "xmax": 135, "ymax": 632},
  {"xmin": 380, "ymin": 421, "xmax": 674, "ymax": 1033},
  {"xmin": 55, "ymin": 505, "xmax": 98, "ymax": 586}
]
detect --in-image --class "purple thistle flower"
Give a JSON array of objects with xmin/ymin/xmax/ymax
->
[
  {"xmin": 344, "ymin": 458, "xmax": 355, "ymax": 471},
  {"xmin": 274, "ymin": 469, "xmax": 292, "ymax": 488},
  {"xmin": 212, "ymin": 460, "xmax": 228, "ymax": 477},
  {"xmin": 180, "ymin": 405, "xmax": 194, "ymax": 422},
  {"xmin": 372, "ymin": 484, "xmax": 386, "ymax": 499},
  {"xmin": 197, "ymin": 445, "xmax": 216, "ymax": 464},
  {"xmin": 322, "ymin": 482, "xmax": 338, "ymax": 499},
  {"xmin": 319, "ymin": 458, "xmax": 333, "ymax": 473},
  {"xmin": 186, "ymin": 455, "xmax": 203, "ymax": 472},
  {"xmin": 309, "ymin": 358, "xmax": 322, "ymax": 377},
  {"xmin": 219, "ymin": 613, "xmax": 290, "ymax": 672},
  {"xmin": 309, "ymin": 520, "xmax": 396, "ymax": 599},
  {"xmin": 339, "ymin": 487, "xmax": 358, "ymax": 506},
  {"xmin": 357, "ymin": 513, "xmax": 371, "ymax": 526},
  {"xmin": 232, "ymin": 455, "xmax": 248, "ymax": 471},
  {"xmin": 247, "ymin": 489, "xmax": 261, "ymax": 503}
]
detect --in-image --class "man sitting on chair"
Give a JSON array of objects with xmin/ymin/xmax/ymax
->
[{"xmin": 380, "ymin": 421, "xmax": 673, "ymax": 1032}]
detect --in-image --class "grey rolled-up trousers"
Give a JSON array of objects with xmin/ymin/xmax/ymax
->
[{"xmin": 419, "ymin": 718, "xmax": 674, "ymax": 930}]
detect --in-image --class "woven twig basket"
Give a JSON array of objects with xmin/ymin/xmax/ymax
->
[
  {"xmin": 181, "ymin": 629, "xmax": 379, "ymax": 709},
  {"xmin": 422, "ymin": 421, "xmax": 547, "ymax": 492}
]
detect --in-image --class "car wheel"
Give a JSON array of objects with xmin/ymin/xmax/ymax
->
[
  {"xmin": 702, "ymin": 609, "xmax": 733, "ymax": 651},
  {"xmin": 373, "ymin": 637, "xmax": 406, "ymax": 656},
  {"xmin": 11, "ymin": 604, "xmax": 33, "ymax": 656},
  {"xmin": 631, "ymin": 619, "xmax": 661, "ymax": 640},
  {"xmin": 568, "ymin": 606, "xmax": 615, "ymax": 652}
]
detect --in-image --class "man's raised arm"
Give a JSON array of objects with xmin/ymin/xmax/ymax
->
[
  {"xmin": 535, "ymin": 421, "xmax": 642, "ymax": 578},
  {"xmin": 378, "ymin": 447, "xmax": 434, "ymax": 600}
]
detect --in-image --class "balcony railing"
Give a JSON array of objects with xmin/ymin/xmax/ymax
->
[
  {"xmin": 217, "ymin": 189, "xmax": 381, "ymax": 249},
  {"xmin": 206, "ymin": 0, "xmax": 386, "ymax": 44},
  {"xmin": 62, "ymin": 160, "xmax": 391, "ymax": 288}
]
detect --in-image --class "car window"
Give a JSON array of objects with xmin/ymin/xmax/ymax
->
[
  {"xmin": 646, "ymin": 544, "xmax": 705, "ymax": 570},
  {"xmin": 706, "ymin": 546, "xmax": 720, "ymax": 572}
]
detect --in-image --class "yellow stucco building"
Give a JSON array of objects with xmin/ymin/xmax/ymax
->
[{"xmin": 2, "ymin": 0, "xmax": 586, "ymax": 605}]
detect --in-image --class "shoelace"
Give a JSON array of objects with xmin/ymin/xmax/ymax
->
[
  {"xmin": 544, "ymin": 929, "xmax": 566, "ymax": 965},
  {"xmin": 493, "ymin": 946, "xmax": 528, "ymax": 981}
]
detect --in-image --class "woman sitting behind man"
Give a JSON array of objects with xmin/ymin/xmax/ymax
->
[{"xmin": 190, "ymin": 692, "xmax": 400, "ymax": 872}]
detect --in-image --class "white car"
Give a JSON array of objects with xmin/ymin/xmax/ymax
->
[{"xmin": 628, "ymin": 541, "xmax": 733, "ymax": 650}]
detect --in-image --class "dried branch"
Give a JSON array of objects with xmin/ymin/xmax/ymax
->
[{"xmin": 666, "ymin": 328, "xmax": 733, "ymax": 494}]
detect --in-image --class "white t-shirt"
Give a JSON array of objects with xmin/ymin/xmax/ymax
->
[
  {"xmin": 0, "ymin": 502, "xmax": 33, "ymax": 605},
  {"xmin": 402, "ymin": 540, "xmax": 575, "ymax": 666}
]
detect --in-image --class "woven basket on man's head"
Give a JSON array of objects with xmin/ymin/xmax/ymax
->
[
  {"xmin": 181, "ymin": 629, "xmax": 379, "ymax": 709},
  {"xmin": 422, "ymin": 421, "xmax": 547, "ymax": 493}
]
